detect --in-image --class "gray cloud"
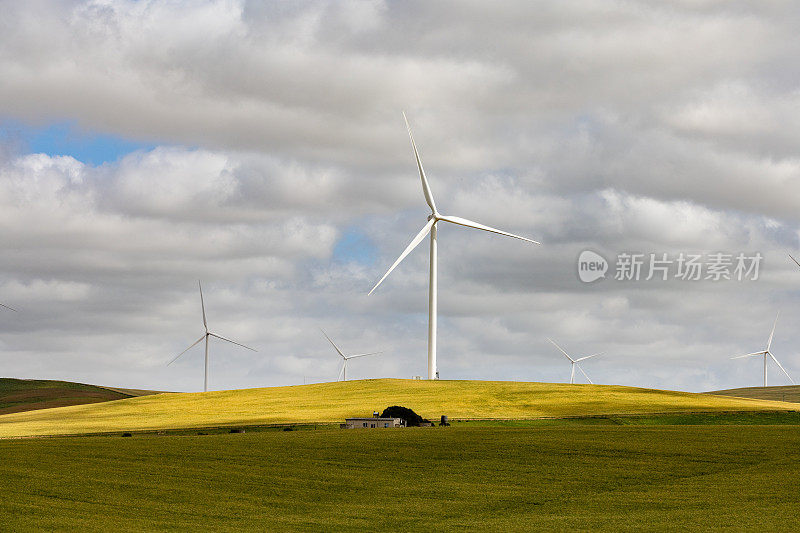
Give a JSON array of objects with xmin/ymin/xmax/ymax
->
[{"xmin": 0, "ymin": 0, "xmax": 799, "ymax": 392}]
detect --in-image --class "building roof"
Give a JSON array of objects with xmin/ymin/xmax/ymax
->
[{"xmin": 345, "ymin": 417, "xmax": 401, "ymax": 422}]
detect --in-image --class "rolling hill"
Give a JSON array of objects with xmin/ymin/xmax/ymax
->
[
  {"xmin": 0, "ymin": 378, "xmax": 155, "ymax": 416},
  {"xmin": 710, "ymin": 385, "xmax": 800, "ymax": 403},
  {"xmin": 0, "ymin": 379, "xmax": 797, "ymax": 438}
]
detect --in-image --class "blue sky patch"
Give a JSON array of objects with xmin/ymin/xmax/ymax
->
[
  {"xmin": 0, "ymin": 118, "xmax": 156, "ymax": 165},
  {"xmin": 333, "ymin": 227, "xmax": 378, "ymax": 265}
]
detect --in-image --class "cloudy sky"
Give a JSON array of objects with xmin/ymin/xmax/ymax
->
[{"xmin": 1, "ymin": 0, "xmax": 799, "ymax": 393}]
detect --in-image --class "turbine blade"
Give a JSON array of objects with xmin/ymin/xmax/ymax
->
[
  {"xmin": 577, "ymin": 364, "xmax": 593, "ymax": 384},
  {"xmin": 403, "ymin": 112, "xmax": 437, "ymax": 213},
  {"xmin": 208, "ymin": 332, "xmax": 257, "ymax": 352},
  {"xmin": 168, "ymin": 335, "xmax": 206, "ymax": 366},
  {"xmin": 731, "ymin": 351, "xmax": 766, "ymax": 359},
  {"xmin": 575, "ymin": 353, "xmax": 601, "ymax": 362},
  {"xmin": 198, "ymin": 280, "xmax": 207, "ymax": 331},
  {"xmin": 547, "ymin": 338, "xmax": 574, "ymax": 363},
  {"xmin": 789, "ymin": 253, "xmax": 800, "ymax": 269},
  {"xmin": 0, "ymin": 302, "xmax": 17, "ymax": 312},
  {"xmin": 438, "ymin": 215, "xmax": 541, "ymax": 245},
  {"xmin": 345, "ymin": 351, "xmax": 382, "ymax": 360},
  {"xmin": 769, "ymin": 352, "xmax": 796, "ymax": 385},
  {"xmin": 320, "ymin": 329, "xmax": 345, "ymax": 357},
  {"xmin": 766, "ymin": 311, "xmax": 779, "ymax": 351},
  {"xmin": 368, "ymin": 218, "xmax": 435, "ymax": 295}
]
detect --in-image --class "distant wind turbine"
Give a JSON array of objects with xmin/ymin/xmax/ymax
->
[
  {"xmin": 369, "ymin": 113, "xmax": 540, "ymax": 380},
  {"xmin": 321, "ymin": 329, "xmax": 380, "ymax": 381},
  {"xmin": 168, "ymin": 281, "xmax": 257, "ymax": 392},
  {"xmin": 731, "ymin": 311, "xmax": 794, "ymax": 387},
  {"xmin": 547, "ymin": 338, "xmax": 600, "ymax": 384}
]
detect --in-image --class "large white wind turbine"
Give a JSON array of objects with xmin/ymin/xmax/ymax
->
[
  {"xmin": 168, "ymin": 281, "xmax": 257, "ymax": 392},
  {"xmin": 731, "ymin": 311, "xmax": 794, "ymax": 387},
  {"xmin": 321, "ymin": 329, "xmax": 380, "ymax": 381},
  {"xmin": 547, "ymin": 338, "xmax": 600, "ymax": 384},
  {"xmin": 369, "ymin": 114, "xmax": 540, "ymax": 380}
]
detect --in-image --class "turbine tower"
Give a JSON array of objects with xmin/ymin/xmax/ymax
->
[
  {"xmin": 547, "ymin": 338, "xmax": 600, "ymax": 384},
  {"xmin": 731, "ymin": 311, "xmax": 795, "ymax": 387},
  {"xmin": 321, "ymin": 329, "xmax": 381, "ymax": 381},
  {"xmin": 369, "ymin": 113, "xmax": 540, "ymax": 380},
  {"xmin": 168, "ymin": 281, "xmax": 256, "ymax": 392}
]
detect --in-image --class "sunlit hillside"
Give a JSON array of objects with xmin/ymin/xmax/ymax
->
[{"xmin": 0, "ymin": 379, "xmax": 797, "ymax": 438}]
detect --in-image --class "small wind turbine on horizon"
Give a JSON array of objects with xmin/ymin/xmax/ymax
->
[
  {"xmin": 731, "ymin": 311, "xmax": 795, "ymax": 387},
  {"xmin": 321, "ymin": 329, "xmax": 381, "ymax": 381},
  {"xmin": 168, "ymin": 281, "xmax": 257, "ymax": 392},
  {"xmin": 547, "ymin": 338, "xmax": 600, "ymax": 384},
  {"xmin": 369, "ymin": 113, "xmax": 540, "ymax": 380}
]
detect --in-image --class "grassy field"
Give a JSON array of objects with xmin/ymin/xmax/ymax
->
[
  {"xmin": 2, "ymin": 424, "xmax": 799, "ymax": 531},
  {"xmin": 1, "ymin": 379, "xmax": 797, "ymax": 438},
  {"xmin": 711, "ymin": 385, "xmax": 800, "ymax": 403},
  {"xmin": 0, "ymin": 378, "xmax": 136, "ymax": 415},
  {"xmin": 452, "ymin": 410, "xmax": 800, "ymax": 426}
]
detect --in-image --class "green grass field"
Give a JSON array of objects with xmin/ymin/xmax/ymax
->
[
  {"xmin": 2, "ymin": 424, "xmax": 800, "ymax": 531},
  {"xmin": 0, "ymin": 378, "xmax": 137, "ymax": 415},
  {"xmin": 3, "ymin": 380, "xmax": 799, "ymax": 530},
  {"xmin": 711, "ymin": 385, "xmax": 800, "ymax": 403},
  {"xmin": 1, "ymin": 379, "xmax": 797, "ymax": 438}
]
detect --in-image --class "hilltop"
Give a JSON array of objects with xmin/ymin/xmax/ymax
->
[{"xmin": 0, "ymin": 379, "xmax": 796, "ymax": 438}]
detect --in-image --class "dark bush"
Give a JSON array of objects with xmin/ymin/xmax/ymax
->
[
  {"xmin": 283, "ymin": 426, "xmax": 294, "ymax": 432},
  {"xmin": 380, "ymin": 406, "xmax": 430, "ymax": 427},
  {"xmin": 121, "ymin": 432, "xmax": 132, "ymax": 437},
  {"xmin": 229, "ymin": 428, "xmax": 245, "ymax": 434}
]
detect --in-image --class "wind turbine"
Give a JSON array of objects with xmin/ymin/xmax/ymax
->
[
  {"xmin": 321, "ymin": 329, "xmax": 380, "ymax": 381},
  {"xmin": 731, "ymin": 311, "xmax": 794, "ymax": 387},
  {"xmin": 547, "ymin": 338, "xmax": 600, "ymax": 384},
  {"xmin": 369, "ymin": 113, "xmax": 540, "ymax": 380},
  {"xmin": 168, "ymin": 281, "xmax": 257, "ymax": 392}
]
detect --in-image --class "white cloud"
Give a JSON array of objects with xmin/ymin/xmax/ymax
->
[{"xmin": 0, "ymin": 1, "xmax": 799, "ymax": 392}]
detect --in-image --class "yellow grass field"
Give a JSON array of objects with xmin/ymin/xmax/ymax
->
[{"xmin": 1, "ymin": 379, "xmax": 797, "ymax": 438}]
